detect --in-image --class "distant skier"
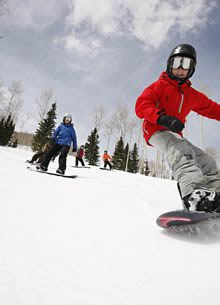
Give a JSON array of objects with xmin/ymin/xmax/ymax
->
[
  {"xmin": 75, "ymin": 145, "xmax": 85, "ymax": 167},
  {"xmin": 102, "ymin": 150, "xmax": 112, "ymax": 170},
  {"xmin": 38, "ymin": 113, "xmax": 77, "ymax": 175},
  {"xmin": 135, "ymin": 44, "xmax": 220, "ymax": 212}
]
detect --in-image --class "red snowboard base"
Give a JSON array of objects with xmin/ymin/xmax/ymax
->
[{"xmin": 156, "ymin": 209, "xmax": 220, "ymax": 228}]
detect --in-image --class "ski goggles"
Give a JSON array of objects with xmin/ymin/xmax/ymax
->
[{"xmin": 170, "ymin": 56, "xmax": 195, "ymax": 70}]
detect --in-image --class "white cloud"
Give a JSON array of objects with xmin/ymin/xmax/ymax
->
[
  {"xmin": 5, "ymin": 0, "xmax": 66, "ymax": 29},
  {"xmin": 4, "ymin": 0, "xmax": 217, "ymax": 55},
  {"xmin": 65, "ymin": 0, "xmax": 118, "ymax": 34},
  {"xmin": 63, "ymin": 0, "xmax": 217, "ymax": 53},
  {"xmin": 54, "ymin": 33, "xmax": 103, "ymax": 57}
]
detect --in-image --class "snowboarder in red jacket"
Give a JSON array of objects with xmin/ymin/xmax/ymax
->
[
  {"xmin": 135, "ymin": 44, "xmax": 220, "ymax": 212},
  {"xmin": 75, "ymin": 145, "xmax": 85, "ymax": 167}
]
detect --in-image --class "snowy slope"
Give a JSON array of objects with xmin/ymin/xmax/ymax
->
[{"xmin": 1, "ymin": 146, "xmax": 220, "ymax": 305}]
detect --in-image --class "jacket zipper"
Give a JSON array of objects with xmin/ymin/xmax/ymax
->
[
  {"xmin": 178, "ymin": 85, "xmax": 184, "ymax": 113},
  {"xmin": 143, "ymin": 120, "xmax": 148, "ymax": 134},
  {"xmin": 178, "ymin": 93, "xmax": 184, "ymax": 113}
]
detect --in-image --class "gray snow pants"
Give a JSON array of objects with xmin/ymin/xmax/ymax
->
[{"xmin": 149, "ymin": 131, "xmax": 220, "ymax": 198}]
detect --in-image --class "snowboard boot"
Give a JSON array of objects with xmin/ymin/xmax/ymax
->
[
  {"xmin": 36, "ymin": 165, "xmax": 47, "ymax": 172},
  {"xmin": 56, "ymin": 168, "xmax": 65, "ymax": 175},
  {"xmin": 183, "ymin": 189, "xmax": 216, "ymax": 212},
  {"xmin": 213, "ymin": 193, "xmax": 220, "ymax": 213}
]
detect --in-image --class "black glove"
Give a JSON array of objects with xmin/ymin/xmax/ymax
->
[
  {"xmin": 50, "ymin": 138, "xmax": 56, "ymax": 145},
  {"xmin": 157, "ymin": 114, "xmax": 184, "ymax": 133},
  {"xmin": 72, "ymin": 147, "xmax": 77, "ymax": 153}
]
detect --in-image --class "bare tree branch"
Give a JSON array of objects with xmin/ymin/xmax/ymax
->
[
  {"xmin": 35, "ymin": 88, "xmax": 54, "ymax": 121},
  {"xmin": 91, "ymin": 105, "xmax": 106, "ymax": 133},
  {"xmin": 0, "ymin": 81, "xmax": 24, "ymax": 121},
  {"xmin": 103, "ymin": 115, "xmax": 115, "ymax": 151},
  {"xmin": 113, "ymin": 104, "xmax": 130, "ymax": 140},
  {"xmin": 17, "ymin": 112, "xmax": 32, "ymax": 132},
  {"xmin": 8, "ymin": 81, "xmax": 23, "ymax": 120},
  {"xmin": 125, "ymin": 118, "xmax": 138, "ymax": 171}
]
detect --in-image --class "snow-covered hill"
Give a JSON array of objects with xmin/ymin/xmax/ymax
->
[{"xmin": 1, "ymin": 146, "xmax": 220, "ymax": 305}]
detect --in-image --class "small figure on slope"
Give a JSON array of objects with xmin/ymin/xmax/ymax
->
[
  {"xmin": 75, "ymin": 145, "xmax": 85, "ymax": 167},
  {"xmin": 135, "ymin": 44, "xmax": 220, "ymax": 213},
  {"xmin": 102, "ymin": 150, "xmax": 112, "ymax": 170},
  {"xmin": 38, "ymin": 113, "xmax": 77, "ymax": 175},
  {"xmin": 27, "ymin": 141, "xmax": 52, "ymax": 165},
  {"xmin": 27, "ymin": 142, "xmax": 60, "ymax": 165}
]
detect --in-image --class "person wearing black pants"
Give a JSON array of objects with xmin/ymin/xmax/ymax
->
[
  {"xmin": 75, "ymin": 145, "xmax": 85, "ymax": 167},
  {"xmin": 102, "ymin": 150, "xmax": 112, "ymax": 170},
  {"xmin": 39, "ymin": 113, "xmax": 77, "ymax": 175},
  {"xmin": 40, "ymin": 144, "xmax": 70, "ymax": 173}
]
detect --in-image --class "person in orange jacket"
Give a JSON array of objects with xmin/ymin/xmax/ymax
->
[
  {"xmin": 102, "ymin": 150, "xmax": 112, "ymax": 170},
  {"xmin": 135, "ymin": 44, "xmax": 220, "ymax": 213}
]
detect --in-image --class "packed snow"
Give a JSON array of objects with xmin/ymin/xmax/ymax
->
[{"xmin": 1, "ymin": 146, "xmax": 220, "ymax": 305}]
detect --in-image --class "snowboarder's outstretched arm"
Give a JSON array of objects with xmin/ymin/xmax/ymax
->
[{"xmin": 191, "ymin": 89, "xmax": 220, "ymax": 121}]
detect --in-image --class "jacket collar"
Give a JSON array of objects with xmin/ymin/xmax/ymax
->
[
  {"xmin": 61, "ymin": 122, "xmax": 73, "ymax": 127},
  {"xmin": 159, "ymin": 72, "xmax": 192, "ymax": 89}
]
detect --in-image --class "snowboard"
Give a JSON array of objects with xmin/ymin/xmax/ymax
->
[
  {"xmin": 71, "ymin": 166, "xmax": 90, "ymax": 168},
  {"xmin": 100, "ymin": 167, "xmax": 111, "ymax": 171},
  {"xmin": 27, "ymin": 166, "xmax": 77, "ymax": 178},
  {"xmin": 156, "ymin": 209, "xmax": 220, "ymax": 229}
]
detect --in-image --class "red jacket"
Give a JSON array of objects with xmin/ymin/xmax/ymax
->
[
  {"xmin": 76, "ymin": 148, "xmax": 84, "ymax": 158},
  {"xmin": 135, "ymin": 72, "xmax": 220, "ymax": 145}
]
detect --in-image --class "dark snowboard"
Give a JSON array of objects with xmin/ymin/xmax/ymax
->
[
  {"xmin": 157, "ymin": 209, "xmax": 220, "ymax": 229},
  {"xmin": 71, "ymin": 166, "xmax": 90, "ymax": 168},
  {"xmin": 100, "ymin": 167, "xmax": 111, "ymax": 171},
  {"xmin": 27, "ymin": 166, "xmax": 77, "ymax": 179}
]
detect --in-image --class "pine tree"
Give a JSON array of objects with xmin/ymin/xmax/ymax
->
[
  {"xmin": 0, "ymin": 114, "xmax": 15, "ymax": 146},
  {"xmin": 128, "ymin": 143, "xmax": 139, "ymax": 173},
  {"xmin": 85, "ymin": 128, "xmax": 100, "ymax": 166},
  {"xmin": 31, "ymin": 103, "xmax": 57, "ymax": 152},
  {"xmin": 112, "ymin": 136, "xmax": 125, "ymax": 170},
  {"xmin": 5, "ymin": 115, "xmax": 16, "ymax": 145},
  {"xmin": 0, "ymin": 117, "xmax": 4, "ymax": 144}
]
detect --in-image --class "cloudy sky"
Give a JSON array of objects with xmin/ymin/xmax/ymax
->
[{"xmin": 0, "ymin": 0, "xmax": 220, "ymax": 156}]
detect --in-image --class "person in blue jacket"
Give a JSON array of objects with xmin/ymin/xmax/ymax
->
[{"xmin": 38, "ymin": 113, "xmax": 77, "ymax": 175}]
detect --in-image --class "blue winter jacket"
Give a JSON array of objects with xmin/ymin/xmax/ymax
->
[{"xmin": 52, "ymin": 123, "xmax": 77, "ymax": 149}]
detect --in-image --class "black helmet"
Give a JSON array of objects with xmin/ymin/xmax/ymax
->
[{"xmin": 167, "ymin": 44, "xmax": 197, "ymax": 82}]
